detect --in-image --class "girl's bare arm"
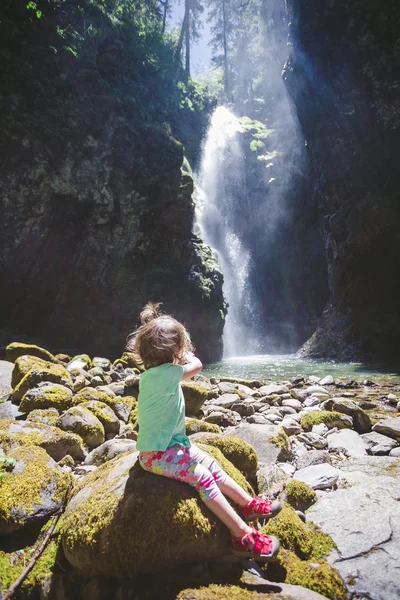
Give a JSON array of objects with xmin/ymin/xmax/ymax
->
[{"xmin": 181, "ymin": 352, "xmax": 203, "ymax": 380}]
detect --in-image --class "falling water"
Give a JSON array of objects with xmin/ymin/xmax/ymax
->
[{"xmin": 195, "ymin": 106, "xmax": 264, "ymax": 357}]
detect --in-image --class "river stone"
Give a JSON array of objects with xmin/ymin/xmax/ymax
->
[
  {"xmin": 56, "ymin": 406, "xmax": 105, "ymax": 448},
  {"xmin": 258, "ymin": 383, "xmax": 289, "ymax": 396},
  {"xmin": 293, "ymin": 464, "xmax": 340, "ymax": 489},
  {"xmin": 297, "ymin": 432, "xmax": 328, "ymax": 449},
  {"xmin": 0, "ymin": 360, "xmax": 13, "ymax": 400},
  {"xmin": 303, "ymin": 396, "xmax": 321, "ymax": 407},
  {"xmin": 0, "ymin": 401, "xmax": 24, "ymax": 420},
  {"xmin": 0, "ymin": 444, "xmax": 70, "ymax": 534},
  {"xmin": 305, "ymin": 385, "xmax": 329, "ymax": 397},
  {"xmin": 295, "ymin": 449, "xmax": 332, "ymax": 470},
  {"xmin": 280, "ymin": 418, "xmax": 301, "ymax": 436},
  {"xmin": 326, "ymin": 429, "xmax": 369, "ymax": 458},
  {"xmin": 61, "ymin": 452, "xmax": 241, "ymax": 577},
  {"xmin": 258, "ymin": 462, "xmax": 289, "ymax": 497},
  {"xmin": 230, "ymin": 401, "xmax": 255, "ymax": 416},
  {"xmin": 210, "ymin": 393, "xmax": 240, "ymax": 408},
  {"xmin": 247, "ymin": 413, "xmax": 272, "ymax": 424},
  {"xmin": 19, "ymin": 382, "xmax": 74, "ymax": 413},
  {"xmin": 91, "ymin": 357, "xmax": 111, "ymax": 370},
  {"xmin": 228, "ymin": 423, "xmax": 292, "ymax": 463},
  {"xmin": 389, "ymin": 447, "xmax": 400, "ymax": 457},
  {"xmin": 361, "ymin": 431, "xmax": 398, "ymax": 455},
  {"xmin": 67, "ymin": 354, "xmax": 91, "ymax": 372},
  {"xmin": 79, "ymin": 400, "xmax": 120, "ymax": 434},
  {"xmin": 11, "ymin": 365, "xmax": 73, "ymax": 404},
  {"xmin": 27, "ymin": 407, "xmax": 59, "ymax": 427},
  {"xmin": 318, "ymin": 375, "xmax": 334, "ymax": 386},
  {"xmin": 372, "ymin": 417, "xmax": 400, "ymax": 441},
  {"xmin": 5, "ymin": 342, "xmax": 56, "ymax": 363},
  {"xmin": 281, "ymin": 399, "xmax": 302, "ymax": 410},
  {"xmin": 306, "ymin": 471, "xmax": 400, "ymax": 600},
  {"xmin": 335, "ymin": 455, "xmax": 400, "ymax": 478},
  {"xmin": 328, "ymin": 398, "xmax": 372, "ymax": 433},
  {"xmin": 240, "ymin": 572, "xmax": 330, "ymax": 600},
  {"xmin": 0, "ymin": 419, "xmax": 86, "ymax": 461},
  {"xmin": 84, "ymin": 439, "xmax": 137, "ymax": 466},
  {"xmin": 11, "ymin": 355, "xmax": 50, "ymax": 389},
  {"xmin": 217, "ymin": 382, "xmax": 238, "ymax": 394},
  {"xmin": 312, "ymin": 423, "xmax": 329, "ymax": 436}
]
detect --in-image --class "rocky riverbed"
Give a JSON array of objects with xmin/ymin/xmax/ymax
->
[{"xmin": 0, "ymin": 343, "xmax": 399, "ymax": 600}]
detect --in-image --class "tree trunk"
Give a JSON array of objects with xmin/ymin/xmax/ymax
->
[
  {"xmin": 161, "ymin": 0, "xmax": 168, "ymax": 35},
  {"xmin": 185, "ymin": 4, "xmax": 191, "ymax": 77},
  {"xmin": 175, "ymin": 0, "xmax": 189, "ymax": 65},
  {"xmin": 222, "ymin": 0, "xmax": 229, "ymax": 100}
]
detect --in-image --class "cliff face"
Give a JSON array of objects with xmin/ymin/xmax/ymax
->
[
  {"xmin": 0, "ymin": 2, "xmax": 225, "ymax": 361},
  {"xmin": 285, "ymin": 0, "xmax": 400, "ymax": 361}
]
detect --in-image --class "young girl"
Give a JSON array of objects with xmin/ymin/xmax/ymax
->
[{"xmin": 126, "ymin": 303, "xmax": 281, "ymax": 561}]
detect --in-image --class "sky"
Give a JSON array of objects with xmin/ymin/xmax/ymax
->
[{"xmin": 169, "ymin": 1, "xmax": 212, "ymax": 75}]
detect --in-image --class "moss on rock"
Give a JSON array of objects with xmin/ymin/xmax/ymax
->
[
  {"xmin": 185, "ymin": 418, "xmax": 220, "ymax": 435},
  {"xmin": 300, "ymin": 411, "xmax": 352, "ymax": 432},
  {"xmin": 80, "ymin": 400, "xmax": 120, "ymax": 434},
  {"xmin": 190, "ymin": 433, "xmax": 258, "ymax": 481},
  {"xmin": 74, "ymin": 387, "xmax": 115, "ymax": 405},
  {"xmin": 19, "ymin": 382, "xmax": 74, "ymax": 413},
  {"xmin": 56, "ymin": 406, "xmax": 105, "ymax": 449},
  {"xmin": 270, "ymin": 428, "xmax": 292, "ymax": 461},
  {"xmin": 128, "ymin": 402, "xmax": 138, "ymax": 430},
  {"xmin": 12, "ymin": 365, "xmax": 72, "ymax": 404},
  {"xmin": 27, "ymin": 407, "xmax": 59, "ymax": 427},
  {"xmin": 181, "ymin": 382, "xmax": 210, "ymax": 416},
  {"xmin": 6, "ymin": 342, "xmax": 56, "ymax": 364},
  {"xmin": 197, "ymin": 443, "xmax": 254, "ymax": 496},
  {"xmin": 177, "ymin": 584, "xmax": 282, "ymax": 600},
  {"xmin": 0, "ymin": 445, "xmax": 71, "ymax": 534},
  {"xmin": 11, "ymin": 355, "xmax": 49, "ymax": 389},
  {"xmin": 0, "ymin": 419, "xmax": 86, "ymax": 462},
  {"xmin": 285, "ymin": 480, "xmax": 317, "ymax": 512},
  {"xmin": 113, "ymin": 352, "xmax": 140, "ymax": 370}
]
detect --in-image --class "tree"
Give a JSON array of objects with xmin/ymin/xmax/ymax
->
[
  {"xmin": 175, "ymin": 0, "xmax": 204, "ymax": 77},
  {"xmin": 206, "ymin": 0, "xmax": 236, "ymax": 101}
]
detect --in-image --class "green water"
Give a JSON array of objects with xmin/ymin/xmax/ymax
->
[{"xmin": 203, "ymin": 354, "xmax": 400, "ymax": 385}]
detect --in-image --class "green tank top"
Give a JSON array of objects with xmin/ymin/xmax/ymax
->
[{"xmin": 136, "ymin": 363, "xmax": 191, "ymax": 452}]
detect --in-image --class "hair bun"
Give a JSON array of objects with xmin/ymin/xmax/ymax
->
[{"xmin": 140, "ymin": 302, "xmax": 162, "ymax": 325}]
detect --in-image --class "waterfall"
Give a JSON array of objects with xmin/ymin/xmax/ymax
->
[{"xmin": 195, "ymin": 106, "xmax": 264, "ymax": 357}]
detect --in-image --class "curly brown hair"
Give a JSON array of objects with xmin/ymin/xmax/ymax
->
[{"xmin": 126, "ymin": 303, "xmax": 194, "ymax": 370}]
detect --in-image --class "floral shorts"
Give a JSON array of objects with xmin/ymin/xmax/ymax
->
[{"xmin": 139, "ymin": 444, "xmax": 227, "ymax": 502}]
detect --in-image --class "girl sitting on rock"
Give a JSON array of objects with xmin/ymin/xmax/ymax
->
[{"xmin": 126, "ymin": 302, "xmax": 281, "ymax": 561}]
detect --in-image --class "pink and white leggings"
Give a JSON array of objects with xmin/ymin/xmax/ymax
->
[{"xmin": 139, "ymin": 443, "xmax": 227, "ymax": 502}]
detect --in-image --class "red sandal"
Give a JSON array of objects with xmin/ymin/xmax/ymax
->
[
  {"xmin": 231, "ymin": 526, "xmax": 280, "ymax": 561},
  {"xmin": 241, "ymin": 497, "xmax": 282, "ymax": 522}
]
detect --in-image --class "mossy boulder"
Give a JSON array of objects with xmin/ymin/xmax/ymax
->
[
  {"xmin": 300, "ymin": 411, "xmax": 353, "ymax": 432},
  {"xmin": 104, "ymin": 395, "xmax": 135, "ymax": 422},
  {"xmin": 67, "ymin": 354, "xmax": 91, "ymax": 372},
  {"xmin": 27, "ymin": 408, "xmax": 59, "ymax": 427},
  {"xmin": 285, "ymin": 480, "xmax": 317, "ymax": 512},
  {"xmin": 11, "ymin": 365, "xmax": 73, "ymax": 404},
  {"xmin": 84, "ymin": 439, "xmax": 137, "ymax": 466},
  {"xmin": 74, "ymin": 388, "xmax": 134, "ymax": 422},
  {"xmin": 74, "ymin": 387, "xmax": 114, "ymax": 405},
  {"xmin": 80, "ymin": 400, "xmax": 120, "ymax": 434},
  {"xmin": 91, "ymin": 357, "xmax": 112, "ymax": 370},
  {"xmin": 11, "ymin": 355, "xmax": 49, "ymax": 388},
  {"xmin": 190, "ymin": 433, "xmax": 258, "ymax": 481},
  {"xmin": 185, "ymin": 418, "xmax": 220, "ymax": 435},
  {"xmin": 0, "ymin": 419, "xmax": 86, "ymax": 462},
  {"xmin": 270, "ymin": 428, "xmax": 293, "ymax": 462},
  {"xmin": 55, "ymin": 353, "xmax": 71, "ymax": 364},
  {"xmin": 113, "ymin": 352, "xmax": 140, "ymax": 370},
  {"xmin": 0, "ymin": 526, "xmax": 63, "ymax": 597},
  {"xmin": 5, "ymin": 342, "xmax": 56, "ymax": 364},
  {"xmin": 177, "ymin": 585, "xmax": 281, "ymax": 599},
  {"xmin": 61, "ymin": 451, "xmax": 240, "ymax": 577},
  {"xmin": 182, "ymin": 382, "xmax": 210, "ymax": 416},
  {"xmin": 0, "ymin": 445, "xmax": 71, "ymax": 534},
  {"xmin": 232, "ymin": 423, "xmax": 293, "ymax": 464},
  {"xmin": 262, "ymin": 505, "xmax": 346, "ymax": 599},
  {"xmin": 19, "ymin": 382, "xmax": 74, "ymax": 413},
  {"xmin": 56, "ymin": 406, "xmax": 105, "ymax": 448},
  {"xmin": 128, "ymin": 402, "xmax": 138, "ymax": 430}
]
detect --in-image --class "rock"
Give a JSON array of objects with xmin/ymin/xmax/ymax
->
[
  {"xmin": 178, "ymin": 581, "xmax": 330, "ymax": 600},
  {"xmin": 74, "ymin": 387, "xmax": 134, "ymax": 422},
  {"xmin": 27, "ymin": 408, "xmax": 59, "ymax": 427},
  {"xmin": 257, "ymin": 462, "xmax": 289, "ymax": 497},
  {"xmin": 297, "ymin": 432, "xmax": 328, "ymax": 449},
  {"xmin": 185, "ymin": 417, "xmax": 220, "ymax": 435},
  {"xmin": 263, "ymin": 413, "xmax": 282, "ymax": 424},
  {"xmin": 326, "ymin": 429, "xmax": 369, "ymax": 458},
  {"xmin": 293, "ymin": 464, "xmax": 340, "ymax": 489},
  {"xmin": 303, "ymin": 396, "xmax": 321, "ymax": 407},
  {"xmin": 19, "ymin": 382, "xmax": 74, "ymax": 413},
  {"xmin": 307, "ymin": 471, "xmax": 400, "ymax": 600},
  {"xmin": 11, "ymin": 355, "xmax": 49, "ymax": 388},
  {"xmin": 247, "ymin": 414, "xmax": 270, "ymax": 424},
  {"xmin": 258, "ymin": 383, "xmax": 289, "ymax": 396},
  {"xmin": 188, "ymin": 433, "xmax": 258, "ymax": 480},
  {"xmin": 230, "ymin": 423, "xmax": 292, "ymax": 463},
  {"xmin": 91, "ymin": 357, "xmax": 111, "ymax": 370},
  {"xmin": 318, "ymin": 376, "xmax": 334, "ymax": 386},
  {"xmin": 389, "ymin": 447, "xmax": 400, "ymax": 457},
  {"xmin": 115, "ymin": 423, "xmax": 138, "ymax": 441},
  {"xmin": 328, "ymin": 398, "xmax": 372, "ymax": 433},
  {"xmin": 280, "ymin": 418, "xmax": 302, "ymax": 436},
  {"xmin": 56, "ymin": 406, "xmax": 105, "ymax": 448},
  {"xmin": 217, "ymin": 382, "xmax": 238, "ymax": 394},
  {"xmin": 72, "ymin": 374, "xmax": 87, "ymax": 393},
  {"xmin": 0, "ymin": 445, "xmax": 70, "ymax": 534},
  {"xmin": 372, "ymin": 417, "xmax": 400, "ymax": 441},
  {"xmin": 0, "ymin": 419, "xmax": 86, "ymax": 461},
  {"xmin": 61, "ymin": 451, "xmax": 245, "ymax": 577},
  {"xmin": 84, "ymin": 439, "xmax": 137, "ymax": 466},
  {"xmin": 386, "ymin": 393, "xmax": 398, "ymax": 405},
  {"xmin": 181, "ymin": 382, "xmax": 209, "ymax": 416},
  {"xmin": 0, "ymin": 360, "xmax": 13, "ymax": 400},
  {"xmin": 361, "ymin": 431, "xmax": 398, "ymax": 455},
  {"xmin": 230, "ymin": 400, "xmax": 255, "ymax": 416},
  {"xmin": 305, "ymin": 385, "xmax": 329, "ymax": 397},
  {"xmin": 300, "ymin": 410, "xmax": 353, "ymax": 432},
  {"xmin": 203, "ymin": 408, "xmax": 240, "ymax": 427},
  {"xmin": 285, "ymin": 479, "xmax": 317, "ymax": 512},
  {"xmin": 336, "ymin": 455, "xmax": 400, "ymax": 479},
  {"xmin": 74, "ymin": 465, "xmax": 98, "ymax": 476},
  {"xmin": 5, "ymin": 342, "xmax": 56, "ymax": 363},
  {"xmin": 210, "ymin": 393, "xmax": 240, "ymax": 408},
  {"xmin": 282, "ymin": 399, "xmax": 302, "ymax": 410},
  {"xmin": 79, "ymin": 400, "xmax": 120, "ymax": 434},
  {"xmin": 11, "ymin": 365, "xmax": 72, "ymax": 404},
  {"xmin": 311, "ymin": 423, "xmax": 328, "ymax": 436},
  {"xmin": 67, "ymin": 354, "xmax": 91, "ymax": 372},
  {"xmin": 295, "ymin": 449, "xmax": 332, "ymax": 470},
  {"xmin": 0, "ymin": 401, "xmax": 24, "ymax": 420}
]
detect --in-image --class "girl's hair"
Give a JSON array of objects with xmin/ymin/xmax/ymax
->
[{"xmin": 126, "ymin": 302, "xmax": 194, "ymax": 369}]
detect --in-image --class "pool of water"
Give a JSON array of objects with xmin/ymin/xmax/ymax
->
[{"xmin": 203, "ymin": 354, "xmax": 400, "ymax": 385}]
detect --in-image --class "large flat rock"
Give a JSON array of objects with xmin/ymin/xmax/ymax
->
[
  {"xmin": 0, "ymin": 360, "xmax": 13, "ymax": 400},
  {"xmin": 306, "ymin": 458, "xmax": 400, "ymax": 600}
]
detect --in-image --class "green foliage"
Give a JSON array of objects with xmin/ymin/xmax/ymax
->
[{"xmin": 0, "ymin": 455, "xmax": 16, "ymax": 483}]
